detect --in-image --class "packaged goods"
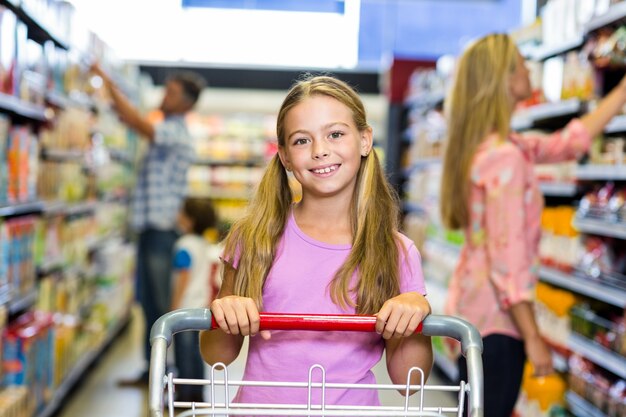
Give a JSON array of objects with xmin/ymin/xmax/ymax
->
[{"xmin": 0, "ymin": 7, "xmax": 17, "ymax": 97}]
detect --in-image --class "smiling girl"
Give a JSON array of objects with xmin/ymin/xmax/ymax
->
[{"xmin": 199, "ymin": 75, "xmax": 433, "ymax": 406}]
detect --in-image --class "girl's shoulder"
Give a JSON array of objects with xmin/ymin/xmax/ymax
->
[{"xmin": 395, "ymin": 232, "xmax": 419, "ymax": 259}]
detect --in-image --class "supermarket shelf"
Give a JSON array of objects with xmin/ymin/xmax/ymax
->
[
  {"xmin": 511, "ymin": 99, "xmax": 583, "ymax": 131},
  {"xmin": 36, "ymin": 259, "xmax": 65, "ymax": 276},
  {"xmin": 586, "ymin": 1, "xmax": 626, "ymax": 33},
  {"xmin": 37, "ymin": 313, "xmax": 131, "ymax": 417},
  {"xmin": 193, "ymin": 158, "xmax": 266, "ymax": 167},
  {"xmin": 0, "ymin": 0, "xmax": 69, "ymax": 49},
  {"xmin": 187, "ymin": 191, "xmax": 252, "ymax": 201},
  {"xmin": 575, "ymin": 164, "xmax": 626, "ymax": 180},
  {"xmin": 569, "ymin": 333, "xmax": 626, "ymax": 379},
  {"xmin": 45, "ymin": 91, "xmax": 70, "ymax": 109},
  {"xmin": 573, "ymin": 217, "xmax": 626, "ymax": 239},
  {"xmin": 538, "ymin": 182, "xmax": 578, "ymax": 197},
  {"xmin": 604, "ymin": 114, "xmax": 626, "ymax": 134},
  {"xmin": 433, "ymin": 350, "xmax": 459, "ymax": 382},
  {"xmin": 528, "ymin": 36, "xmax": 585, "ymax": 61},
  {"xmin": 45, "ymin": 91, "xmax": 95, "ymax": 111},
  {"xmin": 7, "ymin": 288, "xmax": 38, "ymax": 315},
  {"xmin": 538, "ymin": 266, "xmax": 626, "ymax": 308},
  {"xmin": 41, "ymin": 200, "xmax": 99, "ymax": 217},
  {"xmin": 553, "ymin": 352, "xmax": 568, "ymax": 373},
  {"xmin": 42, "ymin": 148, "xmax": 86, "ymax": 162},
  {"xmin": 0, "ymin": 92, "xmax": 48, "ymax": 121},
  {"xmin": 404, "ymin": 158, "xmax": 442, "ymax": 176},
  {"xmin": 0, "ymin": 201, "xmax": 44, "ymax": 217},
  {"xmin": 566, "ymin": 391, "xmax": 608, "ymax": 417}
]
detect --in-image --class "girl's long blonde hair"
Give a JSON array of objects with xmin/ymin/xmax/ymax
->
[
  {"xmin": 223, "ymin": 75, "xmax": 402, "ymax": 314},
  {"xmin": 441, "ymin": 33, "xmax": 519, "ymax": 230}
]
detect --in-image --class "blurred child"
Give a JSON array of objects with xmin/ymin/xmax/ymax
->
[{"xmin": 171, "ymin": 197, "xmax": 222, "ymax": 403}]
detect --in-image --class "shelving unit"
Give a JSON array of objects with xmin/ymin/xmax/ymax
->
[
  {"xmin": 585, "ymin": 1, "xmax": 626, "ymax": 33},
  {"xmin": 0, "ymin": 0, "xmax": 69, "ymax": 49},
  {"xmin": 538, "ymin": 266, "xmax": 626, "ymax": 308},
  {"xmin": 193, "ymin": 158, "xmax": 266, "ymax": 167},
  {"xmin": 569, "ymin": 333, "xmax": 626, "ymax": 379},
  {"xmin": 6, "ymin": 289, "xmax": 37, "ymax": 315},
  {"xmin": 36, "ymin": 314, "xmax": 130, "ymax": 417},
  {"xmin": 0, "ymin": 201, "xmax": 44, "ymax": 217},
  {"xmin": 511, "ymin": 99, "xmax": 584, "ymax": 131},
  {"xmin": 394, "ymin": 4, "xmax": 626, "ymax": 415},
  {"xmin": 538, "ymin": 182, "xmax": 578, "ymax": 197},
  {"xmin": 573, "ymin": 217, "xmax": 626, "ymax": 240},
  {"xmin": 0, "ymin": 2, "xmax": 137, "ymax": 416},
  {"xmin": 566, "ymin": 391, "xmax": 608, "ymax": 417},
  {"xmin": 0, "ymin": 92, "xmax": 48, "ymax": 122},
  {"xmin": 526, "ymin": 37, "xmax": 585, "ymax": 61},
  {"xmin": 603, "ymin": 114, "xmax": 626, "ymax": 134}
]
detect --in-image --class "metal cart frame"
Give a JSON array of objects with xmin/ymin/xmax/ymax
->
[{"xmin": 148, "ymin": 310, "xmax": 484, "ymax": 417}]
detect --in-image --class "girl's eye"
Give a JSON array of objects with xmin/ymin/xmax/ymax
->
[
  {"xmin": 329, "ymin": 131, "xmax": 344, "ymax": 139},
  {"xmin": 294, "ymin": 138, "xmax": 309, "ymax": 145}
]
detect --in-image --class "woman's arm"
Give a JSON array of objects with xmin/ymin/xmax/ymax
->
[
  {"xmin": 580, "ymin": 76, "xmax": 626, "ymax": 138},
  {"xmin": 519, "ymin": 76, "xmax": 626, "ymax": 164},
  {"xmin": 378, "ymin": 292, "xmax": 433, "ymax": 393},
  {"xmin": 510, "ymin": 302, "xmax": 553, "ymax": 376}
]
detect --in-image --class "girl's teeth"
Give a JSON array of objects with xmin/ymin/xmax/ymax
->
[{"xmin": 324, "ymin": 167, "xmax": 331, "ymax": 173}]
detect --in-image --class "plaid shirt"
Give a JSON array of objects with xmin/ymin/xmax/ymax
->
[{"xmin": 131, "ymin": 115, "xmax": 195, "ymax": 231}]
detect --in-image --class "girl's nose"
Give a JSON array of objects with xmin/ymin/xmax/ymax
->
[{"xmin": 312, "ymin": 141, "xmax": 329, "ymax": 159}]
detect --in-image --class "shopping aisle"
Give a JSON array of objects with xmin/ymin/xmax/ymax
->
[
  {"xmin": 57, "ymin": 305, "xmax": 459, "ymax": 417},
  {"xmin": 58, "ymin": 305, "xmax": 149, "ymax": 417}
]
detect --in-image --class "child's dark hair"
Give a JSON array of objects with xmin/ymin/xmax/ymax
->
[
  {"xmin": 182, "ymin": 198, "xmax": 217, "ymax": 236},
  {"xmin": 168, "ymin": 71, "xmax": 206, "ymax": 105}
]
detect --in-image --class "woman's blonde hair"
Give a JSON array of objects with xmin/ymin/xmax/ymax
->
[
  {"xmin": 223, "ymin": 75, "xmax": 403, "ymax": 314},
  {"xmin": 441, "ymin": 33, "xmax": 519, "ymax": 230}
]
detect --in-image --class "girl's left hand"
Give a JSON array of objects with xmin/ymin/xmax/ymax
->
[{"xmin": 375, "ymin": 292, "xmax": 431, "ymax": 340}]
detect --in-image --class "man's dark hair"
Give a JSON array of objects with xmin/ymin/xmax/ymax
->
[
  {"xmin": 168, "ymin": 71, "xmax": 206, "ymax": 106},
  {"xmin": 182, "ymin": 197, "xmax": 217, "ymax": 236}
]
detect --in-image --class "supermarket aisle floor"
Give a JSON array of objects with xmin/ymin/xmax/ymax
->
[{"xmin": 58, "ymin": 306, "xmax": 459, "ymax": 417}]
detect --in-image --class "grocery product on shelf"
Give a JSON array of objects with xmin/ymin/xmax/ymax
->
[
  {"xmin": 568, "ymin": 355, "xmax": 626, "ymax": 416},
  {"xmin": 396, "ymin": 4, "xmax": 626, "ymax": 415},
  {"xmin": 515, "ymin": 362, "xmax": 568, "ymax": 417},
  {"xmin": 0, "ymin": 1, "xmax": 138, "ymax": 415},
  {"xmin": 183, "ymin": 111, "xmax": 278, "ymax": 222}
]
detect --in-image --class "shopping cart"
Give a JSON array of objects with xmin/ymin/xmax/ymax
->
[{"xmin": 148, "ymin": 310, "xmax": 483, "ymax": 417}]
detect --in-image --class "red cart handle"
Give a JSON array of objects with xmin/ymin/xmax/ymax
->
[{"xmin": 211, "ymin": 313, "xmax": 424, "ymax": 333}]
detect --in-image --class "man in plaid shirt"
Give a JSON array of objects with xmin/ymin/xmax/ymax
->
[{"xmin": 91, "ymin": 63, "xmax": 205, "ymax": 385}]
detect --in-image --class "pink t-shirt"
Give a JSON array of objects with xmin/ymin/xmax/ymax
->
[
  {"xmin": 232, "ymin": 210, "xmax": 426, "ymax": 406},
  {"xmin": 445, "ymin": 120, "xmax": 591, "ymax": 340}
]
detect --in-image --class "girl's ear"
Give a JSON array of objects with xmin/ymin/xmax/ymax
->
[
  {"xmin": 360, "ymin": 127, "xmax": 373, "ymax": 157},
  {"xmin": 277, "ymin": 146, "xmax": 292, "ymax": 171}
]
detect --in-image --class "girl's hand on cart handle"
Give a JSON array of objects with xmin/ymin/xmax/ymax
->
[
  {"xmin": 210, "ymin": 296, "xmax": 272, "ymax": 340},
  {"xmin": 375, "ymin": 292, "xmax": 431, "ymax": 340}
]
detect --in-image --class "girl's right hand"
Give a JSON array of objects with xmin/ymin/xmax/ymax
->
[{"xmin": 210, "ymin": 296, "xmax": 271, "ymax": 340}]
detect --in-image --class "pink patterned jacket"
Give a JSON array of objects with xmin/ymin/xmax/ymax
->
[{"xmin": 445, "ymin": 120, "xmax": 591, "ymax": 339}]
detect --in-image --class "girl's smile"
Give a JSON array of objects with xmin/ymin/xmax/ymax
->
[{"xmin": 310, "ymin": 163, "xmax": 340, "ymax": 176}]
